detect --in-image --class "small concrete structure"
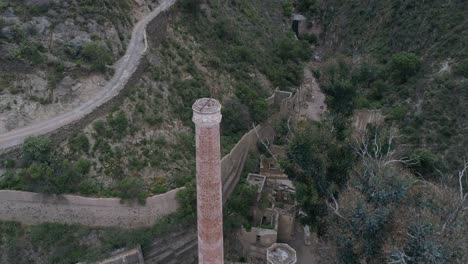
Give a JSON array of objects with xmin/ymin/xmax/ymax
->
[
  {"xmin": 267, "ymin": 243, "xmax": 297, "ymax": 264},
  {"xmin": 98, "ymin": 246, "xmax": 145, "ymax": 264},
  {"xmin": 352, "ymin": 109, "xmax": 385, "ymax": 137},
  {"xmin": 292, "ymin": 14, "xmax": 307, "ymax": 37},
  {"xmin": 241, "ymin": 169, "xmax": 297, "ymax": 260}
]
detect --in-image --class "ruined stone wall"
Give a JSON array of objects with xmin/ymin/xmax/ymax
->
[
  {"xmin": 352, "ymin": 109, "xmax": 385, "ymax": 134},
  {"xmin": 221, "ymin": 124, "xmax": 275, "ymax": 203},
  {"xmin": 0, "ymin": 188, "xmax": 181, "ymax": 228}
]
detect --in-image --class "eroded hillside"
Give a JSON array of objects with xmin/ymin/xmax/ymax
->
[{"xmin": 0, "ymin": 0, "xmax": 160, "ymax": 132}]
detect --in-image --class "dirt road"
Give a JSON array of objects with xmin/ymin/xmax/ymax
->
[{"xmin": 0, "ymin": 0, "xmax": 176, "ymax": 150}]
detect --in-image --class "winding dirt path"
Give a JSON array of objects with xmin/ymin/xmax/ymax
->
[{"xmin": 0, "ymin": 0, "xmax": 176, "ymax": 150}]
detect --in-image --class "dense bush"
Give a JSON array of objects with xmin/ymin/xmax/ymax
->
[
  {"xmin": 455, "ymin": 59, "xmax": 468, "ymax": 78},
  {"xmin": 176, "ymin": 181, "xmax": 196, "ymax": 218},
  {"xmin": 69, "ymin": 133, "xmax": 90, "ymax": 153},
  {"xmin": 116, "ymin": 177, "xmax": 147, "ymax": 204},
  {"xmin": 178, "ymin": 0, "xmax": 200, "ymax": 13},
  {"xmin": 297, "ymin": 0, "xmax": 318, "ymax": 16},
  {"xmin": 282, "ymin": 0, "xmax": 294, "ymax": 17},
  {"xmin": 235, "ymin": 83, "xmax": 269, "ymax": 124},
  {"xmin": 283, "ymin": 122, "xmax": 352, "ymax": 226},
  {"xmin": 221, "ymin": 99, "xmax": 252, "ymax": 135},
  {"xmin": 389, "ymin": 52, "xmax": 421, "ymax": 83},
  {"xmin": 17, "ymin": 41, "xmax": 45, "ymax": 64},
  {"xmin": 224, "ymin": 150, "xmax": 259, "ymax": 231},
  {"xmin": 81, "ymin": 41, "xmax": 113, "ymax": 72},
  {"xmin": 22, "ymin": 136, "xmax": 52, "ymax": 165},
  {"xmin": 108, "ymin": 111, "xmax": 128, "ymax": 138},
  {"xmin": 0, "ymin": 136, "xmax": 95, "ymax": 195}
]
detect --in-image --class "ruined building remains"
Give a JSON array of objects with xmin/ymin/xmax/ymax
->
[{"xmin": 192, "ymin": 98, "xmax": 224, "ymax": 264}]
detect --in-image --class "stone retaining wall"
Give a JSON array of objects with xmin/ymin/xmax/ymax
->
[
  {"xmin": 0, "ymin": 188, "xmax": 181, "ymax": 228},
  {"xmin": 221, "ymin": 124, "xmax": 275, "ymax": 203}
]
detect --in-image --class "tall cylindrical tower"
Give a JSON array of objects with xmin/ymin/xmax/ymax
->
[{"xmin": 192, "ymin": 98, "xmax": 224, "ymax": 264}]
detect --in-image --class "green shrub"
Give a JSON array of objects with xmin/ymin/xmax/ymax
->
[
  {"xmin": 179, "ymin": 0, "xmax": 200, "ymax": 13},
  {"xmin": 389, "ymin": 52, "xmax": 421, "ymax": 83},
  {"xmin": 235, "ymin": 83, "xmax": 269, "ymax": 123},
  {"xmin": 144, "ymin": 112, "xmax": 163, "ymax": 126},
  {"xmin": 386, "ymin": 105, "xmax": 408, "ymax": 121},
  {"xmin": 301, "ymin": 33, "xmax": 318, "ymax": 45},
  {"xmin": 221, "ymin": 99, "xmax": 251, "ymax": 135},
  {"xmin": 408, "ymin": 148, "xmax": 438, "ymax": 177},
  {"xmin": 313, "ymin": 69, "xmax": 321, "ymax": 79},
  {"xmin": 297, "ymin": 0, "xmax": 318, "ymax": 16},
  {"xmin": 22, "ymin": 136, "xmax": 52, "ymax": 164},
  {"xmin": 454, "ymin": 59, "xmax": 468, "ymax": 78},
  {"xmin": 108, "ymin": 111, "xmax": 128, "ymax": 138},
  {"xmin": 81, "ymin": 41, "xmax": 113, "ymax": 72},
  {"xmin": 403, "ymin": 223, "xmax": 446, "ymax": 264},
  {"xmin": 69, "ymin": 133, "xmax": 90, "ymax": 153},
  {"xmin": 324, "ymin": 79, "xmax": 356, "ymax": 117},
  {"xmin": 275, "ymin": 36, "xmax": 311, "ymax": 62},
  {"xmin": 93, "ymin": 120, "xmax": 111, "ymax": 138},
  {"xmin": 282, "ymin": 0, "xmax": 294, "ymax": 17},
  {"xmin": 3, "ymin": 159, "xmax": 15, "ymax": 169},
  {"xmin": 17, "ymin": 41, "xmax": 45, "ymax": 64},
  {"xmin": 176, "ymin": 182, "xmax": 196, "ymax": 218},
  {"xmin": 116, "ymin": 177, "xmax": 147, "ymax": 204},
  {"xmin": 284, "ymin": 122, "xmax": 352, "ymax": 227}
]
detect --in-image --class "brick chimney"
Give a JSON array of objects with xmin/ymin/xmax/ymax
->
[{"xmin": 192, "ymin": 98, "xmax": 224, "ymax": 264}]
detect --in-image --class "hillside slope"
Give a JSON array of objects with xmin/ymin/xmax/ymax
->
[
  {"xmin": 0, "ymin": 1, "xmax": 309, "ymax": 262},
  {"xmin": 317, "ymin": 0, "xmax": 467, "ymax": 175},
  {"xmin": 0, "ymin": 0, "xmax": 157, "ymax": 133}
]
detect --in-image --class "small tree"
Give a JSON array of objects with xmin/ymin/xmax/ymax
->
[
  {"xmin": 389, "ymin": 52, "xmax": 421, "ymax": 83},
  {"xmin": 117, "ymin": 177, "xmax": 147, "ymax": 204},
  {"xmin": 176, "ymin": 181, "xmax": 196, "ymax": 218},
  {"xmin": 454, "ymin": 59, "xmax": 468, "ymax": 78},
  {"xmin": 282, "ymin": 1, "xmax": 294, "ymax": 17},
  {"xmin": 108, "ymin": 111, "xmax": 128, "ymax": 138},
  {"xmin": 324, "ymin": 79, "xmax": 356, "ymax": 117},
  {"xmin": 179, "ymin": 0, "xmax": 200, "ymax": 13},
  {"xmin": 221, "ymin": 99, "xmax": 251, "ymax": 135},
  {"xmin": 22, "ymin": 136, "xmax": 52, "ymax": 164},
  {"xmin": 297, "ymin": 0, "xmax": 318, "ymax": 15},
  {"xmin": 82, "ymin": 41, "xmax": 112, "ymax": 72},
  {"xmin": 69, "ymin": 133, "xmax": 90, "ymax": 153}
]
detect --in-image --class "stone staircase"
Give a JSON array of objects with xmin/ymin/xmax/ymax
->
[{"xmin": 143, "ymin": 227, "xmax": 198, "ymax": 264}]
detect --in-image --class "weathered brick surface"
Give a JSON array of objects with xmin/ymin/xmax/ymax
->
[{"xmin": 193, "ymin": 99, "xmax": 224, "ymax": 264}]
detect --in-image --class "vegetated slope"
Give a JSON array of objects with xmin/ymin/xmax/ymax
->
[
  {"xmin": 318, "ymin": 0, "xmax": 468, "ymax": 175},
  {"xmin": 0, "ymin": 0, "xmax": 145, "ymax": 133},
  {"xmin": 0, "ymin": 0, "xmax": 309, "ymax": 226},
  {"xmin": 279, "ymin": 1, "xmax": 468, "ymax": 263},
  {"xmin": 0, "ymin": 1, "xmax": 311, "ymax": 263}
]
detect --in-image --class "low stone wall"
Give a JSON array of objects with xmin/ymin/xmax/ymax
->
[
  {"xmin": 0, "ymin": 188, "xmax": 181, "ymax": 228},
  {"xmin": 352, "ymin": 109, "xmax": 385, "ymax": 133}
]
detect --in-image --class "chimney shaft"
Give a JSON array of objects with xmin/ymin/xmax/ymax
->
[{"xmin": 192, "ymin": 98, "xmax": 224, "ymax": 264}]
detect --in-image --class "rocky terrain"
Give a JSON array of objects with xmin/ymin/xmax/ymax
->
[{"xmin": 0, "ymin": 0, "xmax": 161, "ymax": 133}]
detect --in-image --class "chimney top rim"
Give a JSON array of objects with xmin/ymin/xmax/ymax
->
[{"xmin": 192, "ymin": 98, "xmax": 221, "ymax": 115}]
